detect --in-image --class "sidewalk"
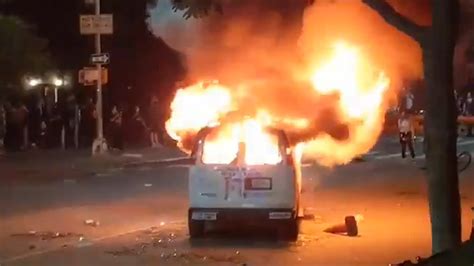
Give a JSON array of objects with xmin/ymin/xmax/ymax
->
[{"xmin": 0, "ymin": 146, "xmax": 187, "ymax": 185}]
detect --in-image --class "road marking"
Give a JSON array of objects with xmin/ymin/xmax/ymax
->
[
  {"xmin": 122, "ymin": 153, "xmax": 143, "ymax": 158},
  {"xmin": 366, "ymin": 151, "xmax": 380, "ymax": 156},
  {"xmin": 373, "ymin": 153, "xmax": 400, "ymax": 160},
  {"xmin": 458, "ymin": 139, "xmax": 474, "ymax": 146},
  {"xmin": 369, "ymin": 139, "xmax": 474, "ymax": 161}
]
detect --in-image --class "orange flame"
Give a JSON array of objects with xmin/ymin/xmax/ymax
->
[
  {"xmin": 165, "ymin": 81, "xmax": 233, "ymax": 149},
  {"xmin": 165, "ymin": 42, "xmax": 390, "ymax": 167},
  {"xmin": 304, "ymin": 42, "xmax": 390, "ymax": 166},
  {"xmin": 202, "ymin": 119, "xmax": 282, "ymax": 165}
]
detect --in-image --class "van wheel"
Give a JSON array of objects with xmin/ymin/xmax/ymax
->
[
  {"xmin": 278, "ymin": 219, "xmax": 299, "ymax": 241},
  {"xmin": 188, "ymin": 218, "xmax": 205, "ymax": 239}
]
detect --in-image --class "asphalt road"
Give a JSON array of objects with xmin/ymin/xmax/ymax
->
[{"xmin": 0, "ymin": 139, "xmax": 473, "ymax": 266}]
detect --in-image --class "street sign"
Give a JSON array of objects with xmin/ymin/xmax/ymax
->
[
  {"xmin": 79, "ymin": 67, "xmax": 108, "ymax": 86},
  {"xmin": 90, "ymin": 53, "xmax": 110, "ymax": 65},
  {"xmin": 80, "ymin": 14, "xmax": 113, "ymax": 35}
]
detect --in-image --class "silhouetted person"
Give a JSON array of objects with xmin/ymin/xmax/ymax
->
[
  {"xmin": 108, "ymin": 105, "xmax": 123, "ymax": 150},
  {"xmin": 81, "ymin": 98, "xmax": 96, "ymax": 147},
  {"xmin": 148, "ymin": 96, "xmax": 164, "ymax": 147},
  {"xmin": 398, "ymin": 112, "xmax": 415, "ymax": 159}
]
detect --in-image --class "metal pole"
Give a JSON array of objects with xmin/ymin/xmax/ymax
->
[
  {"xmin": 94, "ymin": 0, "xmax": 106, "ymax": 153},
  {"xmin": 54, "ymin": 87, "xmax": 58, "ymax": 103}
]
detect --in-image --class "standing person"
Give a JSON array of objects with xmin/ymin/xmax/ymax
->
[
  {"xmin": 0, "ymin": 102, "xmax": 5, "ymax": 149},
  {"xmin": 148, "ymin": 96, "xmax": 164, "ymax": 148},
  {"xmin": 398, "ymin": 111, "xmax": 416, "ymax": 159},
  {"xmin": 108, "ymin": 105, "xmax": 123, "ymax": 150},
  {"xmin": 454, "ymin": 90, "xmax": 464, "ymax": 116},
  {"xmin": 17, "ymin": 102, "xmax": 29, "ymax": 150},
  {"xmin": 27, "ymin": 96, "xmax": 42, "ymax": 148},
  {"xmin": 80, "ymin": 98, "xmax": 96, "ymax": 147},
  {"xmin": 7, "ymin": 101, "xmax": 26, "ymax": 151},
  {"xmin": 46, "ymin": 103, "xmax": 62, "ymax": 148},
  {"xmin": 63, "ymin": 95, "xmax": 77, "ymax": 149},
  {"xmin": 4, "ymin": 102, "xmax": 13, "ymax": 151},
  {"xmin": 131, "ymin": 106, "xmax": 148, "ymax": 146},
  {"xmin": 463, "ymin": 92, "xmax": 474, "ymax": 116}
]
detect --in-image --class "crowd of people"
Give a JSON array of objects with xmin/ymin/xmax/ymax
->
[
  {"xmin": 455, "ymin": 91, "xmax": 474, "ymax": 116},
  {"xmin": 0, "ymin": 93, "xmax": 167, "ymax": 153}
]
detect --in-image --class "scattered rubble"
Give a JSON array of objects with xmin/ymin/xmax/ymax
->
[
  {"xmin": 11, "ymin": 231, "xmax": 82, "ymax": 241},
  {"xmin": 161, "ymin": 251, "xmax": 246, "ymax": 265},
  {"xmin": 84, "ymin": 219, "xmax": 100, "ymax": 227}
]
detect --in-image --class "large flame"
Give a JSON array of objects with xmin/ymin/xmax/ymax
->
[
  {"xmin": 303, "ymin": 42, "xmax": 390, "ymax": 166},
  {"xmin": 165, "ymin": 41, "xmax": 390, "ymax": 167},
  {"xmin": 201, "ymin": 119, "xmax": 282, "ymax": 165},
  {"xmin": 165, "ymin": 81, "xmax": 233, "ymax": 150}
]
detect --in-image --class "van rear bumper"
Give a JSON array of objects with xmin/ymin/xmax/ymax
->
[{"xmin": 189, "ymin": 208, "xmax": 297, "ymax": 222}]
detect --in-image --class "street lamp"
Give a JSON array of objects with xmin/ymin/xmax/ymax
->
[
  {"xmin": 51, "ymin": 77, "xmax": 66, "ymax": 103},
  {"xmin": 53, "ymin": 77, "xmax": 64, "ymax": 87},
  {"xmin": 28, "ymin": 78, "xmax": 42, "ymax": 87}
]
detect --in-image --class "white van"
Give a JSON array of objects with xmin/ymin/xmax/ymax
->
[{"xmin": 187, "ymin": 126, "xmax": 302, "ymax": 241}]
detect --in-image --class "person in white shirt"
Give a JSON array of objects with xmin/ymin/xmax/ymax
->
[{"xmin": 398, "ymin": 111, "xmax": 415, "ymax": 159}]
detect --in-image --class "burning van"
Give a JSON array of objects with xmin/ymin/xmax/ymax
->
[{"xmin": 187, "ymin": 121, "xmax": 301, "ymax": 241}]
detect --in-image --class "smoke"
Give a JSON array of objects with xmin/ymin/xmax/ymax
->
[{"xmin": 154, "ymin": 0, "xmax": 428, "ymax": 166}]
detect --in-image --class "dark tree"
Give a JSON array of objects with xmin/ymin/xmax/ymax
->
[
  {"xmin": 362, "ymin": 0, "xmax": 461, "ymax": 254},
  {"xmin": 1, "ymin": 0, "xmax": 186, "ymax": 108},
  {"xmin": 0, "ymin": 16, "xmax": 52, "ymax": 97}
]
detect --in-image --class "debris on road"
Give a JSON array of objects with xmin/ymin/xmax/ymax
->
[
  {"xmin": 161, "ymin": 251, "xmax": 246, "ymax": 265},
  {"xmin": 84, "ymin": 219, "xmax": 100, "ymax": 227},
  {"xmin": 105, "ymin": 246, "xmax": 142, "ymax": 257},
  {"xmin": 301, "ymin": 208, "xmax": 321, "ymax": 221},
  {"xmin": 28, "ymin": 245, "xmax": 36, "ymax": 250},
  {"xmin": 323, "ymin": 215, "xmax": 359, "ymax": 237},
  {"xmin": 11, "ymin": 231, "xmax": 82, "ymax": 241}
]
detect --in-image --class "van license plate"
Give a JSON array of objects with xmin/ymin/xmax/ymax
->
[
  {"xmin": 245, "ymin": 178, "xmax": 272, "ymax": 190},
  {"xmin": 192, "ymin": 212, "xmax": 217, "ymax": 221}
]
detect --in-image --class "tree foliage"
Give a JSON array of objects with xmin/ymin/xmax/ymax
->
[
  {"xmin": 2, "ymin": 0, "xmax": 186, "ymax": 107},
  {"xmin": 0, "ymin": 16, "xmax": 52, "ymax": 95},
  {"xmin": 168, "ymin": 0, "xmax": 222, "ymax": 19}
]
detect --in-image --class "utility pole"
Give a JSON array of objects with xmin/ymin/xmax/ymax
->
[
  {"xmin": 80, "ymin": 0, "xmax": 112, "ymax": 154},
  {"xmin": 92, "ymin": 0, "xmax": 107, "ymax": 154}
]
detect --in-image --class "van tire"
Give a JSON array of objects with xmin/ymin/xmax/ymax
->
[
  {"xmin": 278, "ymin": 219, "xmax": 299, "ymax": 241},
  {"xmin": 188, "ymin": 218, "xmax": 205, "ymax": 239}
]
